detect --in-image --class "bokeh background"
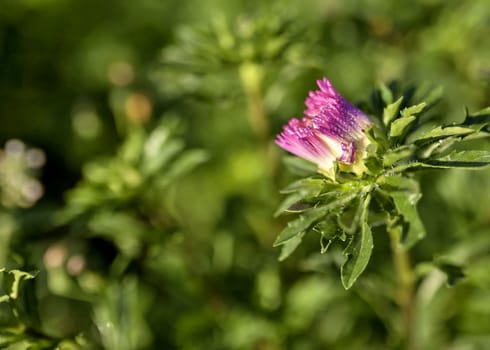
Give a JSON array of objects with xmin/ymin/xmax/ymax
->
[{"xmin": 1, "ymin": 0, "xmax": 489, "ymax": 349}]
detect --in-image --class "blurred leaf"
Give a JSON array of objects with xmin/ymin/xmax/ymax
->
[
  {"xmin": 278, "ymin": 232, "xmax": 305, "ymax": 261},
  {"xmin": 156, "ymin": 149, "xmax": 209, "ymax": 188},
  {"xmin": 341, "ymin": 194, "xmax": 373, "ymax": 289},
  {"xmin": 434, "ymin": 260, "xmax": 466, "ymax": 287},
  {"xmin": 378, "ymin": 82, "xmax": 394, "ymax": 105},
  {"xmin": 93, "ymin": 277, "xmax": 151, "ymax": 350},
  {"xmin": 1, "ymin": 269, "xmax": 37, "ymax": 301},
  {"xmin": 282, "ymin": 156, "xmax": 317, "ymax": 176}
]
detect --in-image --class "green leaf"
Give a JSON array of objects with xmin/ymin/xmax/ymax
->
[
  {"xmin": 1, "ymin": 269, "xmax": 37, "ymax": 300},
  {"xmin": 273, "ymin": 207, "xmax": 328, "ymax": 246},
  {"xmin": 389, "ymin": 115, "xmax": 417, "ymax": 138},
  {"xmin": 341, "ymin": 194, "xmax": 373, "ymax": 289},
  {"xmin": 390, "ymin": 192, "xmax": 425, "ymax": 248},
  {"xmin": 424, "ymin": 150, "xmax": 490, "ymax": 168},
  {"xmin": 280, "ymin": 178, "xmax": 327, "ymax": 195},
  {"xmin": 399, "ymin": 150, "xmax": 490, "ymax": 171},
  {"xmin": 276, "ymin": 178, "xmax": 333, "ymax": 216},
  {"xmin": 378, "ymin": 175, "xmax": 419, "ymax": 193},
  {"xmin": 383, "ymin": 96, "xmax": 403, "ymax": 126},
  {"xmin": 313, "ymin": 217, "xmax": 343, "ymax": 253},
  {"xmin": 156, "ymin": 149, "xmax": 209, "ymax": 188},
  {"xmin": 278, "ymin": 232, "xmax": 305, "ymax": 261},
  {"xmin": 378, "ymin": 82, "xmax": 394, "ymax": 105},
  {"xmin": 274, "ymin": 192, "xmax": 357, "ymax": 246},
  {"xmin": 274, "ymin": 193, "xmax": 311, "ymax": 217},
  {"xmin": 413, "ymin": 125, "xmax": 475, "ymax": 145},
  {"xmin": 141, "ymin": 139, "xmax": 185, "ymax": 176},
  {"xmin": 400, "ymin": 102, "xmax": 426, "ymax": 118},
  {"xmin": 382, "ymin": 145, "xmax": 416, "ymax": 167}
]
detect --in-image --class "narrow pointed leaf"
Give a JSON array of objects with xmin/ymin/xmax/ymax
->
[
  {"xmin": 400, "ymin": 102, "xmax": 426, "ymax": 118},
  {"xmin": 341, "ymin": 194, "xmax": 373, "ymax": 289},
  {"xmin": 274, "ymin": 193, "xmax": 312, "ymax": 217},
  {"xmin": 399, "ymin": 150, "xmax": 490, "ymax": 170},
  {"xmin": 413, "ymin": 126, "xmax": 475, "ymax": 144},
  {"xmin": 278, "ymin": 232, "xmax": 305, "ymax": 261},
  {"xmin": 383, "ymin": 97, "xmax": 403, "ymax": 126},
  {"xmin": 378, "ymin": 82, "xmax": 394, "ymax": 105},
  {"xmin": 425, "ymin": 150, "xmax": 490, "ymax": 168},
  {"xmin": 389, "ymin": 116, "xmax": 417, "ymax": 138}
]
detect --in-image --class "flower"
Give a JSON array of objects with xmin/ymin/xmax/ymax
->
[{"xmin": 276, "ymin": 78, "xmax": 372, "ymax": 178}]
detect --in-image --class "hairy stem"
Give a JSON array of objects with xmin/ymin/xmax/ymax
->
[{"xmin": 389, "ymin": 226, "xmax": 416, "ymax": 350}]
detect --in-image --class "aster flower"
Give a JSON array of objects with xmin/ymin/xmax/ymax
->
[{"xmin": 276, "ymin": 78, "xmax": 373, "ymax": 178}]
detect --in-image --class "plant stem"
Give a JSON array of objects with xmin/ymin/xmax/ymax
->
[
  {"xmin": 389, "ymin": 226, "xmax": 416, "ymax": 350},
  {"xmin": 239, "ymin": 62, "xmax": 279, "ymax": 178}
]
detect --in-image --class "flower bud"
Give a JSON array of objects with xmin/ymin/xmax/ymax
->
[{"xmin": 276, "ymin": 78, "xmax": 372, "ymax": 178}]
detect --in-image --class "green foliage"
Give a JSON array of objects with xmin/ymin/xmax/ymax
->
[
  {"xmin": 1, "ymin": 0, "xmax": 490, "ymax": 349},
  {"xmin": 274, "ymin": 83, "xmax": 490, "ymax": 291}
]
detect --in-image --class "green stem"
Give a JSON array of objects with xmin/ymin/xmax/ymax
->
[
  {"xmin": 389, "ymin": 225, "xmax": 416, "ymax": 350},
  {"xmin": 239, "ymin": 62, "xmax": 279, "ymax": 178}
]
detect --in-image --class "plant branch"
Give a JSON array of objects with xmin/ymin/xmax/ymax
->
[{"xmin": 389, "ymin": 224, "xmax": 417, "ymax": 350}]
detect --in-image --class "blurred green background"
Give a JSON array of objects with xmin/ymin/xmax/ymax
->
[{"xmin": 1, "ymin": 0, "xmax": 489, "ymax": 349}]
